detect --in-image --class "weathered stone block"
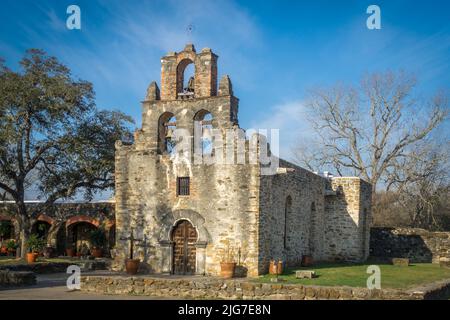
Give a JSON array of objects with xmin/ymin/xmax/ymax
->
[
  {"xmin": 295, "ymin": 270, "xmax": 316, "ymax": 279},
  {"xmin": 439, "ymin": 257, "xmax": 450, "ymax": 268},
  {"xmin": 392, "ymin": 258, "xmax": 410, "ymax": 266}
]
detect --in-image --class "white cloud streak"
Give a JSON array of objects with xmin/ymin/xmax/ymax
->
[{"xmin": 250, "ymin": 100, "xmax": 315, "ymax": 159}]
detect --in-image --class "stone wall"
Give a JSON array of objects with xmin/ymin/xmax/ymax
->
[
  {"xmin": 370, "ymin": 227, "xmax": 450, "ymax": 263},
  {"xmin": 259, "ymin": 159, "xmax": 327, "ymax": 272},
  {"xmin": 0, "ymin": 270, "xmax": 36, "ymax": 287},
  {"xmin": 80, "ymin": 275, "xmax": 450, "ymax": 300},
  {"xmin": 324, "ymin": 178, "xmax": 372, "ymax": 262},
  {"xmin": 0, "ymin": 262, "xmax": 73, "ymax": 274},
  {"xmin": 114, "ymin": 143, "xmax": 261, "ymax": 276},
  {"xmin": 258, "ymin": 163, "xmax": 371, "ymax": 271}
]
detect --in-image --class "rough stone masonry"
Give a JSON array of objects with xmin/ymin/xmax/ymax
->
[{"xmin": 113, "ymin": 44, "xmax": 372, "ymax": 277}]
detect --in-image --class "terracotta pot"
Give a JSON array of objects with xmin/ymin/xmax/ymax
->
[
  {"xmin": 0, "ymin": 246, "xmax": 7, "ymax": 255},
  {"xmin": 269, "ymin": 260, "xmax": 284, "ymax": 275},
  {"xmin": 26, "ymin": 252, "xmax": 37, "ymax": 264},
  {"xmin": 91, "ymin": 248, "xmax": 102, "ymax": 258},
  {"xmin": 220, "ymin": 262, "xmax": 236, "ymax": 279},
  {"xmin": 125, "ymin": 259, "xmax": 140, "ymax": 275},
  {"xmin": 301, "ymin": 255, "xmax": 314, "ymax": 267},
  {"xmin": 66, "ymin": 248, "xmax": 75, "ymax": 257}
]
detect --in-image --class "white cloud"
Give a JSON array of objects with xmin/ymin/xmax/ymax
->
[{"xmin": 250, "ymin": 100, "xmax": 315, "ymax": 159}]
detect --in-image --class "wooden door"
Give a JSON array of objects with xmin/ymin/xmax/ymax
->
[{"xmin": 171, "ymin": 220, "xmax": 197, "ymax": 275}]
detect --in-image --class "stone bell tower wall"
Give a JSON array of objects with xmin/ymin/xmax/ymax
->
[{"xmin": 160, "ymin": 44, "xmax": 218, "ymax": 100}]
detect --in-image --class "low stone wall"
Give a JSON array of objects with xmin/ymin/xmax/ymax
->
[
  {"xmin": 0, "ymin": 270, "xmax": 36, "ymax": 287},
  {"xmin": 0, "ymin": 262, "xmax": 72, "ymax": 274},
  {"xmin": 0, "ymin": 260, "xmax": 109, "ymax": 274},
  {"xmin": 370, "ymin": 227, "xmax": 450, "ymax": 263},
  {"xmin": 80, "ymin": 275, "xmax": 450, "ymax": 300}
]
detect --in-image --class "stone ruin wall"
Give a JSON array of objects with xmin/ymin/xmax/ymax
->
[
  {"xmin": 370, "ymin": 227, "xmax": 450, "ymax": 263},
  {"xmin": 323, "ymin": 178, "xmax": 372, "ymax": 262},
  {"xmin": 258, "ymin": 160, "xmax": 372, "ymax": 271},
  {"xmin": 258, "ymin": 159, "xmax": 327, "ymax": 273}
]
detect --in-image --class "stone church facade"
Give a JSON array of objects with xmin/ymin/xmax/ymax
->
[{"xmin": 113, "ymin": 44, "xmax": 372, "ymax": 277}]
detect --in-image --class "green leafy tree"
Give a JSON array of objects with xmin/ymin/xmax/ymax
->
[{"xmin": 0, "ymin": 49, "xmax": 133, "ymax": 257}]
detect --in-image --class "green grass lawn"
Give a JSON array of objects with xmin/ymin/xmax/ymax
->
[{"xmin": 256, "ymin": 263, "xmax": 450, "ymax": 290}]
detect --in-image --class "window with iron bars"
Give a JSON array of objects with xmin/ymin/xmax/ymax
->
[{"xmin": 177, "ymin": 177, "xmax": 190, "ymax": 196}]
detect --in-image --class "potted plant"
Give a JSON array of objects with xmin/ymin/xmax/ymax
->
[
  {"xmin": 269, "ymin": 259, "xmax": 284, "ymax": 275},
  {"xmin": 220, "ymin": 245, "xmax": 236, "ymax": 279},
  {"xmin": 25, "ymin": 234, "xmax": 45, "ymax": 263},
  {"xmin": 6, "ymin": 240, "xmax": 17, "ymax": 256},
  {"xmin": 89, "ymin": 228, "xmax": 105, "ymax": 258},
  {"xmin": 66, "ymin": 244, "xmax": 75, "ymax": 257},
  {"xmin": 301, "ymin": 254, "xmax": 314, "ymax": 267},
  {"xmin": 125, "ymin": 230, "xmax": 140, "ymax": 275}
]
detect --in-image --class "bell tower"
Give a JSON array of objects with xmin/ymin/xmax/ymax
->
[
  {"xmin": 160, "ymin": 44, "xmax": 218, "ymax": 100},
  {"xmin": 139, "ymin": 44, "xmax": 239, "ymax": 153}
]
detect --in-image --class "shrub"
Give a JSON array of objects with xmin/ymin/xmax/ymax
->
[{"xmin": 25, "ymin": 234, "xmax": 46, "ymax": 253}]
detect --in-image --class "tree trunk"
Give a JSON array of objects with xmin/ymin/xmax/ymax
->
[
  {"xmin": 46, "ymin": 221, "xmax": 62, "ymax": 247},
  {"xmin": 15, "ymin": 205, "xmax": 32, "ymax": 259},
  {"xmin": 19, "ymin": 226, "xmax": 31, "ymax": 259}
]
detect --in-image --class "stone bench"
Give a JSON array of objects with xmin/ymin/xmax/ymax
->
[
  {"xmin": 392, "ymin": 258, "xmax": 410, "ymax": 266},
  {"xmin": 295, "ymin": 270, "xmax": 316, "ymax": 279},
  {"xmin": 0, "ymin": 270, "xmax": 36, "ymax": 287}
]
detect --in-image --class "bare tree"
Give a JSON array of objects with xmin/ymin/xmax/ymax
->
[
  {"xmin": 393, "ymin": 145, "xmax": 450, "ymax": 230},
  {"xmin": 293, "ymin": 71, "xmax": 449, "ymax": 195}
]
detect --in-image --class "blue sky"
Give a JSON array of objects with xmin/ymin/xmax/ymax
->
[{"xmin": 1, "ymin": 0, "xmax": 449, "ymax": 161}]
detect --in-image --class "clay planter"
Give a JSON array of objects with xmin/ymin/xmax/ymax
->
[
  {"xmin": 269, "ymin": 260, "xmax": 284, "ymax": 275},
  {"xmin": 301, "ymin": 255, "xmax": 314, "ymax": 267},
  {"xmin": 66, "ymin": 248, "xmax": 75, "ymax": 257},
  {"xmin": 26, "ymin": 252, "xmax": 37, "ymax": 264},
  {"xmin": 125, "ymin": 259, "xmax": 140, "ymax": 275},
  {"xmin": 91, "ymin": 248, "xmax": 102, "ymax": 258},
  {"xmin": 220, "ymin": 262, "xmax": 236, "ymax": 279}
]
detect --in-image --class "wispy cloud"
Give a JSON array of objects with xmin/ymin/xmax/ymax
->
[
  {"xmin": 11, "ymin": 0, "xmax": 263, "ymax": 126},
  {"xmin": 250, "ymin": 100, "xmax": 314, "ymax": 159}
]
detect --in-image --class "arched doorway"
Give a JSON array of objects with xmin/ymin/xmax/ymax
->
[
  {"xmin": 171, "ymin": 220, "xmax": 198, "ymax": 275},
  {"xmin": 0, "ymin": 219, "xmax": 14, "ymax": 241},
  {"xmin": 67, "ymin": 222, "xmax": 98, "ymax": 255},
  {"xmin": 32, "ymin": 221, "xmax": 51, "ymax": 240}
]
